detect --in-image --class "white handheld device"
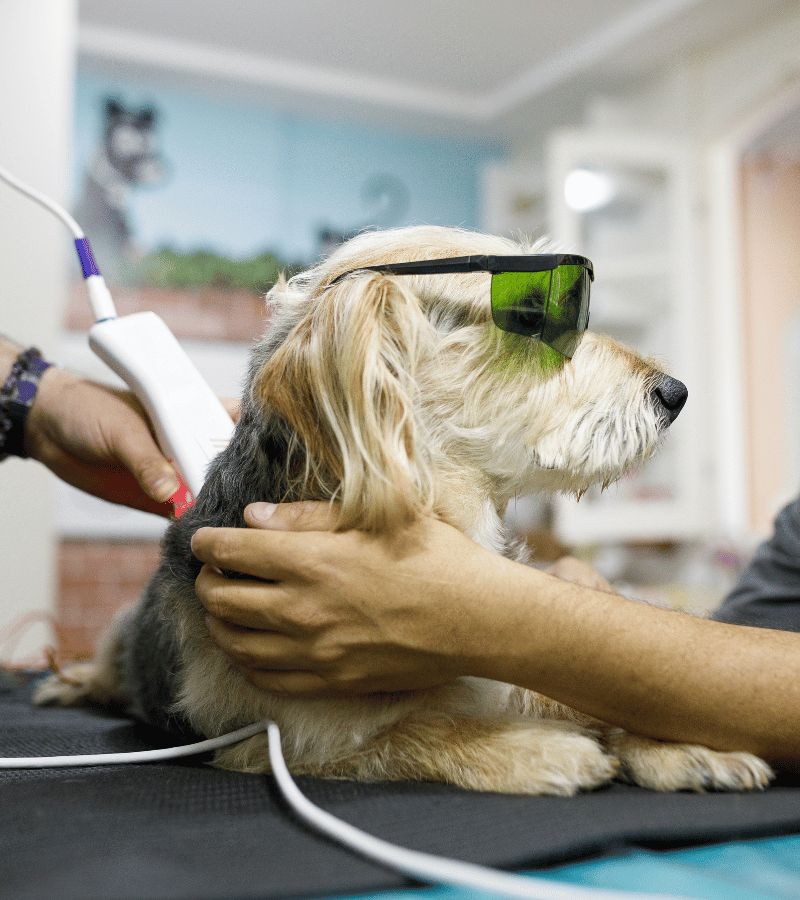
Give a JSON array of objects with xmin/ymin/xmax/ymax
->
[
  {"xmin": 88, "ymin": 312, "xmax": 234, "ymax": 501},
  {"xmin": 0, "ymin": 164, "xmax": 234, "ymax": 503}
]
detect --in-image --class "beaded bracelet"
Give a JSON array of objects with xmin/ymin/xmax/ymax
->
[{"xmin": 0, "ymin": 347, "xmax": 55, "ymax": 460}]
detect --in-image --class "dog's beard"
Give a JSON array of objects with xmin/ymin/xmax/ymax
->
[{"xmin": 427, "ymin": 329, "xmax": 663, "ymax": 504}]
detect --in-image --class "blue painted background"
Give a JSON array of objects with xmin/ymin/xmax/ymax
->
[{"xmin": 73, "ymin": 72, "xmax": 499, "ymax": 264}]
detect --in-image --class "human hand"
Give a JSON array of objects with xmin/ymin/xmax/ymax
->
[
  {"xmin": 191, "ymin": 502, "xmax": 506, "ymax": 696},
  {"xmin": 25, "ymin": 365, "xmax": 239, "ymax": 516}
]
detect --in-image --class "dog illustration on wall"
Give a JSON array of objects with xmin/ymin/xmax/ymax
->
[
  {"xmin": 74, "ymin": 97, "xmax": 167, "ymax": 278},
  {"xmin": 37, "ymin": 225, "xmax": 773, "ymax": 795}
]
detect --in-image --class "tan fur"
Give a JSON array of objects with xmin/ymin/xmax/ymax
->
[
  {"xmin": 254, "ymin": 273, "xmax": 435, "ymax": 532},
  {"xmin": 36, "ymin": 225, "xmax": 773, "ymax": 795}
]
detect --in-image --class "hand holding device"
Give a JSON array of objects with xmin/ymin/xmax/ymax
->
[{"xmin": 0, "ymin": 164, "xmax": 234, "ymax": 506}]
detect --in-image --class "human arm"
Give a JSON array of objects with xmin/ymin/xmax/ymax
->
[
  {"xmin": 2, "ymin": 335, "xmax": 238, "ymax": 515},
  {"xmin": 192, "ymin": 502, "xmax": 800, "ymax": 768}
]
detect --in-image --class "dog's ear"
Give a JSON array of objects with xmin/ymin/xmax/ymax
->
[{"xmin": 253, "ymin": 272, "xmax": 435, "ymax": 532}]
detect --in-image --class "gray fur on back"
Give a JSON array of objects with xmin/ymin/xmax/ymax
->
[{"xmin": 119, "ymin": 328, "xmax": 314, "ymax": 734}]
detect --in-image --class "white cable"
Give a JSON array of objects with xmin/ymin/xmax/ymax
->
[
  {"xmin": 0, "ymin": 164, "xmax": 117, "ymax": 320},
  {"xmin": 0, "ymin": 719, "xmax": 696, "ymax": 900},
  {"xmin": 0, "ymin": 719, "xmax": 272, "ymax": 768},
  {"xmin": 265, "ymin": 722, "xmax": 694, "ymax": 900},
  {"xmin": 0, "ymin": 164, "xmax": 84, "ymax": 239}
]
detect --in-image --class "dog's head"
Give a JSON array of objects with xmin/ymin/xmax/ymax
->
[{"xmin": 249, "ymin": 226, "xmax": 685, "ymax": 539}]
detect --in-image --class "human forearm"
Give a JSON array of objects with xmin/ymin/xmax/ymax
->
[{"xmin": 470, "ymin": 559, "xmax": 800, "ymax": 764}]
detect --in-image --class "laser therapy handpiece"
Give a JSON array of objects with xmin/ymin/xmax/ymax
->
[
  {"xmin": 0, "ymin": 166, "xmax": 235, "ymax": 502},
  {"xmin": 86, "ymin": 288, "xmax": 235, "ymax": 502}
]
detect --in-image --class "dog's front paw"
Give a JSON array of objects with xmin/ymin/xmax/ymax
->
[
  {"xmin": 362, "ymin": 713, "xmax": 618, "ymax": 796},
  {"xmin": 607, "ymin": 731, "xmax": 774, "ymax": 792},
  {"xmin": 506, "ymin": 722, "xmax": 619, "ymax": 796}
]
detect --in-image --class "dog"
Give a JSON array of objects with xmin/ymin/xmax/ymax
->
[{"xmin": 36, "ymin": 225, "xmax": 773, "ymax": 795}]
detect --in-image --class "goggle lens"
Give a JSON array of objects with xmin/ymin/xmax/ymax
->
[
  {"xmin": 491, "ymin": 265, "xmax": 590, "ymax": 358},
  {"xmin": 491, "ymin": 270, "xmax": 550, "ymax": 337}
]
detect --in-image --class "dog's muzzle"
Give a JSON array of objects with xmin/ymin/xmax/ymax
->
[{"xmin": 651, "ymin": 374, "xmax": 688, "ymax": 427}]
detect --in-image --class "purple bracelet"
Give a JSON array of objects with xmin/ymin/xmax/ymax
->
[{"xmin": 0, "ymin": 347, "xmax": 55, "ymax": 459}]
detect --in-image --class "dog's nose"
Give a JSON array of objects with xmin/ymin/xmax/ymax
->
[{"xmin": 652, "ymin": 375, "xmax": 688, "ymax": 426}]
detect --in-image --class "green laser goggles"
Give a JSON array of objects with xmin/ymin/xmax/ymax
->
[{"xmin": 330, "ymin": 254, "xmax": 593, "ymax": 358}]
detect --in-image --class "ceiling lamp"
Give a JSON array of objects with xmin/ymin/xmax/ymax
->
[{"xmin": 564, "ymin": 168, "xmax": 615, "ymax": 212}]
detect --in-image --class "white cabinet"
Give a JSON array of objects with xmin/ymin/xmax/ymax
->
[
  {"xmin": 483, "ymin": 132, "xmax": 713, "ymax": 547},
  {"xmin": 546, "ymin": 129, "xmax": 710, "ymax": 545}
]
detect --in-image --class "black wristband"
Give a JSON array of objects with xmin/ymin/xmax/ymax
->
[{"xmin": 0, "ymin": 347, "xmax": 55, "ymax": 460}]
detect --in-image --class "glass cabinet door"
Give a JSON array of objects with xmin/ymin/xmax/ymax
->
[{"xmin": 547, "ymin": 130, "xmax": 709, "ymax": 545}]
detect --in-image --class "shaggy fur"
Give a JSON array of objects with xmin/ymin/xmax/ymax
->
[{"xmin": 36, "ymin": 226, "xmax": 773, "ymax": 795}]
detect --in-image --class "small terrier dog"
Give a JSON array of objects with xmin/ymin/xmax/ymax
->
[{"xmin": 37, "ymin": 226, "xmax": 773, "ymax": 795}]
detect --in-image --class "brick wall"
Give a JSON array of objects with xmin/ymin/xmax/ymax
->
[
  {"xmin": 57, "ymin": 282, "xmax": 267, "ymax": 662},
  {"xmin": 65, "ymin": 283, "xmax": 268, "ymax": 342},
  {"xmin": 57, "ymin": 540, "xmax": 162, "ymax": 660}
]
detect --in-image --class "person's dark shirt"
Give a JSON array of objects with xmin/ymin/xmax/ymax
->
[{"xmin": 714, "ymin": 497, "xmax": 800, "ymax": 632}]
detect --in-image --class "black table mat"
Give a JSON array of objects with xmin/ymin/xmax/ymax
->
[{"xmin": 3, "ymin": 673, "xmax": 800, "ymax": 900}]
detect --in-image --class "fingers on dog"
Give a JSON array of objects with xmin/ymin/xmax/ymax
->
[
  {"xmin": 195, "ymin": 563, "xmax": 327, "ymax": 635},
  {"xmin": 205, "ymin": 615, "xmax": 294, "ymax": 669},
  {"xmin": 195, "ymin": 564, "xmax": 280, "ymax": 628},
  {"xmin": 244, "ymin": 500, "xmax": 341, "ymax": 532},
  {"xmin": 191, "ymin": 526, "xmax": 298, "ymax": 581},
  {"xmin": 245, "ymin": 669, "xmax": 331, "ymax": 696}
]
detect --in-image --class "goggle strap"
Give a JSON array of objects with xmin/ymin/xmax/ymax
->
[{"xmin": 330, "ymin": 254, "xmax": 593, "ymax": 285}]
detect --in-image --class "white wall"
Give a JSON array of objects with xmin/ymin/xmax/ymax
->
[
  {"xmin": 507, "ymin": 3, "xmax": 800, "ymax": 540},
  {"xmin": 697, "ymin": 8, "xmax": 800, "ymax": 537},
  {"xmin": 0, "ymin": 1, "xmax": 78, "ymax": 663}
]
